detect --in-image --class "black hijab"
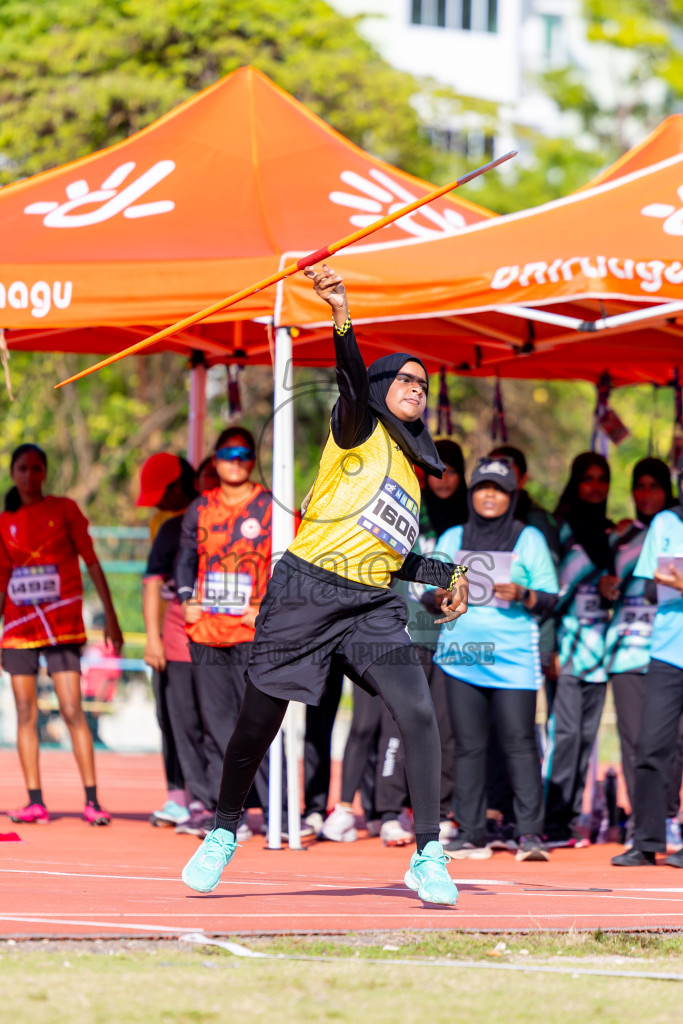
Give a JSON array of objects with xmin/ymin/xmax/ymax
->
[
  {"xmin": 632, "ymin": 457, "xmax": 675, "ymax": 525},
  {"xmin": 423, "ymin": 439, "xmax": 468, "ymax": 536},
  {"xmin": 367, "ymin": 353, "xmax": 445, "ymax": 477},
  {"xmin": 462, "ymin": 458, "xmax": 524, "ymax": 552},
  {"xmin": 555, "ymin": 452, "xmax": 613, "ymax": 570}
]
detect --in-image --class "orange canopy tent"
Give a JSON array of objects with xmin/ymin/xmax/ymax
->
[
  {"xmin": 0, "ymin": 64, "xmax": 495, "ymax": 370},
  {"xmin": 580, "ymin": 114, "xmax": 683, "ymax": 189},
  {"xmin": 4, "ymin": 67, "xmax": 680, "ymax": 386},
  {"xmin": 279, "ymin": 144, "xmax": 683, "ymax": 386}
]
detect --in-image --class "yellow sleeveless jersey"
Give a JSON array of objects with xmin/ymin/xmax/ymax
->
[{"xmin": 289, "ymin": 421, "xmax": 420, "ymax": 588}]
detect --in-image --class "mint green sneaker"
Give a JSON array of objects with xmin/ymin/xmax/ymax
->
[
  {"xmin": 181, "ymin": 828, "xmax": 238, "ymax": 893},
  {"xmin": 404, "ymin": 840, "xmax": 459, "ymax": 906},
  {"xmin": 150, "ymin": 800, "xmax": 190, "ymax": 828}
]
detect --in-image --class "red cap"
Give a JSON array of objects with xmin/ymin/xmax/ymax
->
[{"xmin": 136, "ymin": 453, "xmax": 183, "ymax": 507}]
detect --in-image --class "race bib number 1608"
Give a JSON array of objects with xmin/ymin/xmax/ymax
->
[{"xmin": 357, "ymin": 477, "xmax": 419, "ymax": 557}]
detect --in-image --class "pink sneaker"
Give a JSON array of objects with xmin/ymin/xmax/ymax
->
[
  {"xmin": 83, "ymin": 803, "xmax": 111, "ymax": 826},
  {"xmin": 8, "ymin": 803, "xmax": 49, "ymax": 824}
]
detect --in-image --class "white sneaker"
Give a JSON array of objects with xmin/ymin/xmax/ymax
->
[
  {"xmin": 439, "ymin": 819, "xmax": 458, "ymax": 844},
  {"xmin": 321, "ymin": 805, "xmax": 357, "ymax": 842},
  {"xmin": 380, "ymin": 818, "xmax": 415, "ymax": 847},
  {"xmin": 303, "ymin": 812, "xmax": 324, "ymax": 837}
]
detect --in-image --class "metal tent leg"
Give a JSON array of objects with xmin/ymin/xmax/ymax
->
[{"xmin": 268, "ymin": 327, "xmax": 302, "ymax": 850}]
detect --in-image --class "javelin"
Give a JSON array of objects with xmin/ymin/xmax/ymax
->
[{"xmin": 55, "ymin": 150, "xmax": 516, "ymax": 388}]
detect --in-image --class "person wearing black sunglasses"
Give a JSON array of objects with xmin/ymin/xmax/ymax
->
[{"xmin": 181, "ymin": 264, "xmax": 469, "ymax": 906}]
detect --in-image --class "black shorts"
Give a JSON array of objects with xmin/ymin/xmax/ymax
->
[
  {"xmin": 247, "ymin": 551, "xmax": 414, "ymax": 705},
  {"xmin": 1, "ymin": 643, "xmax": 82, "ymax": 677}
]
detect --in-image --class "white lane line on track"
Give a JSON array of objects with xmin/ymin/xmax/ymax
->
[
  {"xmin": 3, "ymin": 912, "xmax": 683, "ymax": 924},
  {"xmin": 0, "ymin": 916, "xmax": 199, "ymax": 932},
  {"xmin": 0, "ymin": 869, "xmax": 184, "ymax": 883},
  {"xmin": 518, "ymin": 893, "xmax": 683, "ymax": 904}
]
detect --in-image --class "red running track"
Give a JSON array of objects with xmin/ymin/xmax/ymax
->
[{"xmin": 2, "ymin": 750, "xmax": 683, "ymax": 938}]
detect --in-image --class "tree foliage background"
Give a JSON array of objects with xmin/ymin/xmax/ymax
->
[{"xmin": 0, "ymin": 0, "xmax": 681, "ymax": 630}]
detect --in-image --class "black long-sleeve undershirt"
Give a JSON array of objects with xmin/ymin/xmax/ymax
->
[
  {"xmin": 392, "ymin": 551, "xmax": 460, "ymax": 591},
  {"xmin": 329, "ymin": 323, "xmax": 376, "ymax": 449}
]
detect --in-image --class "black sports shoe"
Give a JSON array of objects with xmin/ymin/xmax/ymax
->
[
  {"xmin": 486, "ymin": 818, "xmax": 517, "ymax": 851},
  {"xmin": 664, "ymin": 848, "xmax": 683, "ymax": 868},
  {"xmin": 515, "ymin": 834, "xmax": 550, "ymax": 862},
  {"xmin": 611, "ymin": 848, "xmax": 656, "ymax": 866}
]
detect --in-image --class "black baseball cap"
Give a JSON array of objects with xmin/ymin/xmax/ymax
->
[{"xmin": 469, "ymin": 456, "xmax": 518, "ymax": 494}]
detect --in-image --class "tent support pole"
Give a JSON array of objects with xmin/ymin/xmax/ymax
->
[
  {"xmin": 268, "ymin": 327, "xmax": 302, "ymax": 850},
  {"xmin": 187, "ymin": 354, "xmax": 207, "ymax": 467}
]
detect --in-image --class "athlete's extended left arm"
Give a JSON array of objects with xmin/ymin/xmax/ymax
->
[{"xmin": 392, "ymin": 553, "xmax": 468, "ymax": 623}]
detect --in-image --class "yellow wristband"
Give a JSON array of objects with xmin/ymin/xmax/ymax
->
[
  {"xmin": 333, "ymin": 312, "xmax": 352, "ymax": 336},
  {"xmin": 449, "ymin": 565, "xmax": 468, "ymax": 590}
]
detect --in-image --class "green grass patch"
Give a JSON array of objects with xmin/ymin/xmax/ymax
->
[
  {"xmin": 247, "ymin": 928, "xmax": 683, "ymax": 960},
  {"xmin": 1, "ymin": 933, "xmax": 682, "ymax": 1024}
]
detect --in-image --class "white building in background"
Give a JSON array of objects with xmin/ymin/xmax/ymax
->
[{"xmin": 328, "ymin": 1, "xmax": 658, "ymax": 158}]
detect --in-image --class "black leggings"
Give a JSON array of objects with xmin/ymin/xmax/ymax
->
[
  {"xmin": 216, "ymin": 649, "xmax": 441, "ymax": 842},
  {"xmin": 444, "ymin": 672, "xmax": 544, "ymax": 844},
  {"xmin": 340, "ymin": 686, "xmax": 381, "ymax": 806},
  {"xmin": 303, "ymin": 662, "xmax": 345, "ymax": 818}
]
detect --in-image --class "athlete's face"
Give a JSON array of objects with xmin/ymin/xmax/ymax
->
[
  {"xmin": 427, "ymin": 464, "xmax": 460, "ymax": 500},
  {"xmin": 11, "ymin": 451, "xmax": 46, "ymax": 501},
  {"xmin": 385, "ymin": 361, "xmax": 427, "ymax": 422},
  {"xmin": 633, "ymin": 474, "xmax": 667, "ymax": 519},
  {"xmin": 472, "ymin": 482, "xmax": 511, "ymax": 518},
  {"xmin": 578, "ymin": 465, "xmax": 609, "ymax": 504}
]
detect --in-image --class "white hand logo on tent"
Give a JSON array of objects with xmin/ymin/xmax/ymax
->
[
  {"xmin": 641, "ymin": 185, "xmax": 683, "ymax": 235},
  {"xmin": 329, "ymin": 169, "xmax": 466, "ymax": 239},
  {"xmin": 24, "ymin": 160, "xmax": 175, "ymax": 228}
]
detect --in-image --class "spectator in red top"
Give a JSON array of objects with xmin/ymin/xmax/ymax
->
[{"xmin": 0, "ymin": 444, "xmax": 123, "ymax": 826}]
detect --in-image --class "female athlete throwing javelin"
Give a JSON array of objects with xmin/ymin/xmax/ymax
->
[{"xmin": 181, "ymin": 266, "xmax": 469, "ymax": 905}]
